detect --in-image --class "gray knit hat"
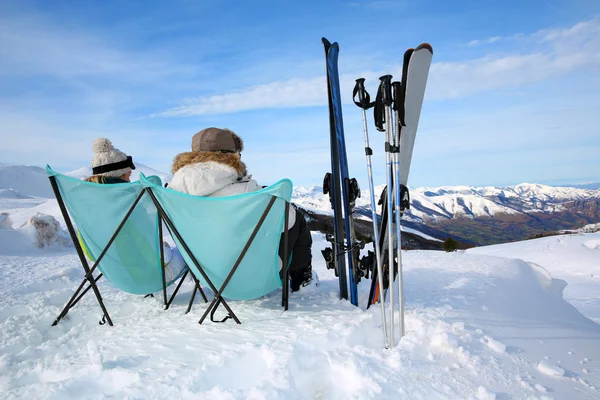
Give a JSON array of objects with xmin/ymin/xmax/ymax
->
[
  {"xmin": 191, "ymin": 127, "xmax": 244, "ymax": 153},
  {"xmin": 90, "ymin": 138, "xmax": 136, "ymax": 177}
]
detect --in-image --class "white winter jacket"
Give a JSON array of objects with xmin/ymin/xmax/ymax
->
[
  {"xmin": 169, "ymin": 157, "xmax": 296, "ymax": 228},
  {"xmin": 170, "ymin": 161, "xmax": 262, "ymax": 197}
]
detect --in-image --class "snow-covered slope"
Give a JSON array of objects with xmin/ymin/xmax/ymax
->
[
  {"xmin": 0, "ymin": 189, "xmax": 33, "ymax": 200},
  {"xmin": 468, "ymin": 232, "xmax": 600, "ymax": 324},
  {"xmin": 1, "ymin": 195, "xmax": 599, "ymax": 398},
  {"xmin": 0, "ymin": 164, "xmax": 53, "ymax": 198}
]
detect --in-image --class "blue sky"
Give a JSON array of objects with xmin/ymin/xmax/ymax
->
[{"xmin": 1, "ymin": 0, "xmax": 599, "ymax": 188}]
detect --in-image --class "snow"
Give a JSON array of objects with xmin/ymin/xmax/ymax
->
[
  {"xmin": 583, "ymin": 239, "xmax": 600, "ymax": 250},
  {"xmin": 468, "ymin": 232, "xmax": 600, "ymax": 323},
  {"xmin": 1, "ymin": 166, "xmax": 600, "ymax": 398},
  {"xmin": 0, "ymin": 213, "xmax": 12, "ymax": 229},
  {"xmin": 0, "ymin": 164, "xmax": 53, "ymax": 198},
  {"xmin": 482, "ymin": 336, "xmax": 506, "ymax": 354},
  {"xmin": 0, "ymin": 189, "xmax": 33, "ymax": 200},
  {"xmin": 476, "ymin": 386, "xmax": 496, "ymax": 400},
  {"xmin": 0, "ymin": 212, "xmax": 71, "ymax": 255},
  {"xmin": 19, "ymin": 213, "xmax": 71, "ymax": 249},
  {"xmin": 576, "ymin": 223, "xmax": 600, "ymax": 233},
  {"xmin": 402, "ymin": 226, "xmax": 442, "ymax": 242},
  {"xmin": 537, "ymin": 361, "xmax": 565, "ymax": 377}
]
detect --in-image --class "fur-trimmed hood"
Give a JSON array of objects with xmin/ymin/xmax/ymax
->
[
  {"xmin": 169, "ymin": 151, "xmax": 260, "ymax": 198},
  {"xmin": 171, "ymin": 151, "xmax": 247, "ymax": 177}
]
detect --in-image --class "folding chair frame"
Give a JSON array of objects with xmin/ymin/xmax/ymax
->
[
  {"xmin": 49, "ymin": 177, "xmax": 204, "ymax": 327},
  {"xmin": 145, "ymin": 188, "xmax": 291, "ymax": 324}
]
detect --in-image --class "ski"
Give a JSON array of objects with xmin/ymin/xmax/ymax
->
[
  {"xmin": 321, "ymin": 38, "xmax": 348, "ymax": 301},
  {"xmin": 391, "ymin": 43, "xmax": 433, "ymax": 339},
  {"xmin": 326, "ymin": 40, "xmax": 361, "ymax": 306},
  {"xmin": 398, "ymin": 44, "xmax": 433, "ymax": 189}
]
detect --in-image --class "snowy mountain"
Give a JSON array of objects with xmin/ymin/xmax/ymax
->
[
  {"xmin": 0, "ymin": 164, "xmax": 54, "ymax": 198},
  {"xmin": 293, "ymin": 182, "xmax": 600, "ymax": 245},
  {"xmin": 293, "ymin": 182, "xmax": 600, "ymax": 221},
  {"xmin": 558, "ymin": 181, "xmax": 600, "ymax": 190},
  {"xmin": 1, "ymin": 163, "xmax": 597, "ymax": 246}
]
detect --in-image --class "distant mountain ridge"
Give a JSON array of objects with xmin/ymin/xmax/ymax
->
[
  {"xmin": 292, "ymin": 182, "xmax": 600, "ymax": 219},
  {"xmin": 2, "ymin": 163, "xmax": 598, "ymax": 246},
  {"xmin": 0, "ymin": 164, "xmax": 172, "ymax": 199},
  {"xmin": 557, "ymin": 182, "xmax": 600, "ymax": 190},
  {"xmin": 292, "ymin": 182, "xmax": 600, "ymax": 246}
]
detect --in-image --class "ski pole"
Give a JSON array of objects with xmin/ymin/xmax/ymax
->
[
  {"xmin": 392, "ymin": 81, "xmax": 405, "ymax": 338},
  {"xmin": 353, "ymin": 78, "xmax": 388, "ymax": 349},
  {"xmin": 377, "ymin": 74, "xmax": 396, "ymax": 347}
]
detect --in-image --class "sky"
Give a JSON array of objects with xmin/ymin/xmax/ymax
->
[{"xmin": 0, "ymin": 0, "xmax": 599, "ymax": 188}]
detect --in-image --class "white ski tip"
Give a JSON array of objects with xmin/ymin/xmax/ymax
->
[{"xmin": 415, "ymin": 43, "xmax": 433, "ymax": 54}]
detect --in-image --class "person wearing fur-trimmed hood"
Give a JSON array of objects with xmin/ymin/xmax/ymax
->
[{"xmin": 169, "ymin": 127, "xmax": 316, "ymax": 292}]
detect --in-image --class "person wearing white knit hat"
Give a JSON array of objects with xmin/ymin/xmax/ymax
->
[
  {"xmin": 86, "ymin": 138, "xmax": 136, "ymax": 183},
  {"xmin": 83, "ymin": 137, "xmax": 189, "ymax": 283}
]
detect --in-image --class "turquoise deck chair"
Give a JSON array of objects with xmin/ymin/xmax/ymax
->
[
  {"xmin": 140, "ymin": 174, "xmax": 293, "ymax": 324},
  {"xmin": 47, "ymin": 166, "xmax": 203, "ymax": 327}
]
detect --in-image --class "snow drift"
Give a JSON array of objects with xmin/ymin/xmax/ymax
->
[{"xmin": 0, "ymin": 212, "xmax": 71, "ymax": 255}]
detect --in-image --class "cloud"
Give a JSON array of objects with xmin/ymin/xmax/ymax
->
[
  {"xmin": 156, "ymin": 18, "xmax": 600, "ymax": 117},
  {"xmin": 154, "ymin": 76, "xmax": 328, "ymax": 117},
  {"xmin": 429, "ymin": 19, "xmax": 600, "ymax": 100},
  {"xmin": 468, "ymin": 36, "xmax": 502, "ymax": 46},
  {"xmin": 0, "ymin": 110, "xmax": 184, "ymax": 173},
  {"xmin": 0, "ymin": 14, "xmax": 192, "ymax": 83}
]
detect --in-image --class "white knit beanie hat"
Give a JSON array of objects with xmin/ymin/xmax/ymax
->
[{"xmin": 91, "ymin": 138, "xmax": 135, "ymax": 178}]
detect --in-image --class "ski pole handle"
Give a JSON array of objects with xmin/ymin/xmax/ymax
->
[
  {"xmin": 392, "ymin": 81, "xmax": 406, "ymax": 127},
  {"xmin": 379, "ymin": 75, "xmax": 393, "ymax": 106},
  {"xmin": 353, "ymin": 78, "xmax": 374, "ymax": 110},
  {"xmin": 392, "ymin": 81, "xmax": 401, "ymax": 111}
]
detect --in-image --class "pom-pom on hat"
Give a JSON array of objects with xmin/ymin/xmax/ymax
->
[{"xmin": 90, "ymin": 138, "xmax": 136, "ymax": 177}]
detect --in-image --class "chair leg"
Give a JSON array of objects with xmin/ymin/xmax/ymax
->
[
  {"xmin": 52, "ymin": 277, "xmax": 88, "ymax": 326},
  {"xmin": 186, "ymin": 277, "xmax": 199, "ymax": 314},
  {"xmin": 165, "ymin": 270, "xmax": 188, "ymax": 310},
  {"xmin": 68, "ymin": 274, "xmax": 103, "ymax": 311},
  {"xmin": 146, "ymin": 188, "xmax": 279, "ymax": 326},
  {"xmin": 197, "ymin": 282, "xmax": 208, "ymax": 303},
  {"xmin": 199, "ymin": 295, "xmax": 241, "ymax": 324},
  {"xmin": 52, "ymin": 274, "xmax": 104, "ymax": 326},
  {"xmin": 282, "ymin": 202, "xmax": 290, "ymax": 311}
]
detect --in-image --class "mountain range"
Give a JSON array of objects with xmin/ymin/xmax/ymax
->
[
  {"xmin": 292, "ymin": 183, "xmax": 600, "ymax": 246},
  {"xmin": 1, "ymin": 163, "xmax": 598, "ymax": 247}
]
